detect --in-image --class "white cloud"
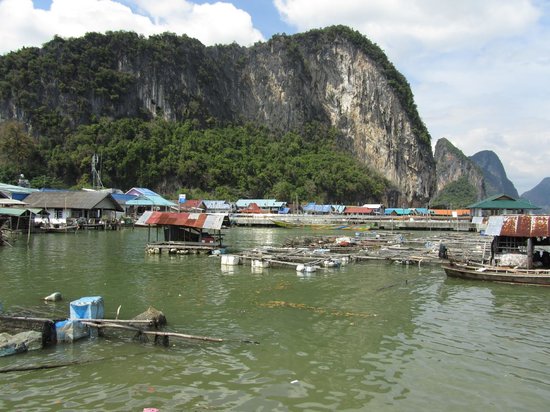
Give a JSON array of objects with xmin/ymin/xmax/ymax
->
[
  {"xmin": 275, "ymin": 0, "xmax": 550, "ymax": 194},
  {"xmin": 0, "ymin": 0, "xmax": 263, "ymax": 54},
  {"xmin": 274, "ymin": 0, "xmax": 540, "ymax": 54}
]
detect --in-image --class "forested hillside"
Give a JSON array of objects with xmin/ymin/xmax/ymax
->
[{"xmin": 0, "ymin": 26, "xmax": 433, "ymax": 204}]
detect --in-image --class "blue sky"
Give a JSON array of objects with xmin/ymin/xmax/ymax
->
[{"xmin": 1, "ymin": 0, "xmax": 549, "ymax": 194}]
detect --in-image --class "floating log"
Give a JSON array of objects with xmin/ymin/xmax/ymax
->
[{"xmin": 0, "ymin": 315, "xmax": 56, "ymax": 346}]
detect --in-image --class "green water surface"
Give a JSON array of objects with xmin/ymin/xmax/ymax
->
[{"xmin": 1, "ymin": 228, "xmax": 549, "ymax": 411}]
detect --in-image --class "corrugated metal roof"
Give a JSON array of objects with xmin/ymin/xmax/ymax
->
[
  {"xmin": 485, "ymin": 215, "xmax": 550, "ymax": 237},
  {"xmin": 344, "ymin": 206, "xmax": 373, "ymax": 214},
  {"xmin": 181, "ymin": 199, "xmax": 204, "ymax": 209},
  {"xmin": 23, "ymin": 191, "xmax": 123, "ymax": 211},
  {"xmin": 111, "ymin": 193, "xmax": 137, "ymax": 206},
  {"xmin": 144, "ymin": 212, "xmax": 226, "ymax": 230},
  {"xmin": 0, "ymin": 207, "xmax": 30, "ymax": 217},
  {"xmin": 303, "ymin": 203, "xmax": 333, "ymax": 213},
  {"xmin": 0, "ymin": 198, "xmax": 27, "ymax": 206},
  {"xmin": 236, "ymin": 199, "xmax": 282, "ymax": 208},
  {"xmin": 468, "ymin": 194, "xmax": 540, "ymax": 210},
  {"xmin": 0, "ymin": 182, "xmax": 39, "ymax": 194},
  {"xmin": 203, "ymin": 200, "xmax": 231, "ymax": 210},
  {"xmin": 126, "ymin": 194, "xmax": 177, "ymax": 207},
  {"xmin": 125, "ymin": 187, "xmax": 159, "ymax": 197}
]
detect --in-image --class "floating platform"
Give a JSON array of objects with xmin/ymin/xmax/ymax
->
[{"xmin": 146, "ymin": 241, "xmax": 226, "ymax": 255}]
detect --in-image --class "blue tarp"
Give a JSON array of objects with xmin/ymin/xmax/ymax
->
[{"xmin": 303, "ymin": 203, "xmax": 333, "ymax": 214}]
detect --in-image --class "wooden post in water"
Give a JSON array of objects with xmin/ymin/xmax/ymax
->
[{"xmin": 527, "ymin": 237, "xmax": 534, "ymax": 269}]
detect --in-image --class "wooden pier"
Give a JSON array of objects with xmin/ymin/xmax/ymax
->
[{"xmin": 230, "ymin": 213, "xmax": 476, "ymax": 231}]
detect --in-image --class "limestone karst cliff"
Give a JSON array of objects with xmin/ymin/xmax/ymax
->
[
  {"xmin": 433, "ymin": 137, "xmax": 486, "ymax": 200},
  {"xmin": 0, "ymin": 26, "xmax": 435, "ymax": 204},
  {"xmin": 470, "ymin": 150, "xmax": 519, "ymax": 198}
]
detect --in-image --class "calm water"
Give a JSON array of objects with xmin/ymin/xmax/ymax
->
[{"xmin": 1, "ymin": 228, "xmax": 549, "ymax": 411}]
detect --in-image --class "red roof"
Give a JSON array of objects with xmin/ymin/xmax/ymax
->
[
  {"xmin": 240, "ymin": 203, "xmax": 268, "ymax": 214},
  {"xmin": 495, "ymin": 215, "xmax": 550, "ymax": 237},
  {"xmin": 180, "ymin": 199, "xmax": 204, "ymax": 210},
  {"xmin": 344, "ymin": 206, "xmax": 373, "ymax": 214},
  {"xmin": 144, "ymin": 212, "xmax": 225, "ymax": 230}
]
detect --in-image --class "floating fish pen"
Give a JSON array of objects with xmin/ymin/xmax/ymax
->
[
  {"xmin": 219, "ymin": 231, "xmax": 493, "ymax": 272},
  {"xmin": 146, "ymin": 241, "xmax": 224, "ymax": 255}
]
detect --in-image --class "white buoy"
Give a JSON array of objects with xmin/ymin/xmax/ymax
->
[
  {"xmin": 44, "ymin": 292, "xmax": 62, "ymax": 302},
  {"xmin": 252, "ymin": 259, "xmax": 269, "ymax": 268},
  {"xmin": 221, "ymin": 255, "xmax": 241, "ymax": 266}
]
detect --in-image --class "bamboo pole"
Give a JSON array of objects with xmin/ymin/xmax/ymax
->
[
  {"xmin": 77, "ymin": 318, "xmax": 153, "ymax": 325},
  {"xmin": 81, "ymin": 321, "xmax": 224, "ymax": 342}
]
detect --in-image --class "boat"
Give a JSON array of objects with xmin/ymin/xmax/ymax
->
[{"xmin": 442, "ymin": 261, "xmax": 550, "ymax": 286}]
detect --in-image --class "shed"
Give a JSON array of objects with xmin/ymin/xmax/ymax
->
[
  {"xmin": 235, "ymin": 199, "xmax": 286, "ymax": 212},
  {"xmin": 142, "ymin": 211, "xmax": 229, "ymax": 247},
  {"xmin": 468, "ymin": 194, "xmax": 540, "ymax": 217},
  {"xmin": 384, "ymin": 208, "xmax": 413, "ymax": 216},
  {"xmin": 302, "ymin": 203, "xmax": 333, "ymax": 214},
  {"xmin": 23, "ymin": 191, "xmax": 123, "ymax": 223},
  {"xmin": 203, "ymin": 200, "xmax": 232, "ymax": 213},
  {"xmin": 180, "ymin": 199, "xmax": 205, "ymax": 212},
  {"xmin": 343, "ymin": 206, "xmax": 373, "ymax": 215},
  {"xmin": 485, "ymin": 215, "xmax": 550, "ymax": 269}
]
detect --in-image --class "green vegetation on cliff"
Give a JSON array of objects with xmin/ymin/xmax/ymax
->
[
  {"xmin": 0, "ymin": 26, "xmax": 428, "ymax": 202},
  {"xmin": 0, "ymin": 119, "xmax": 388, "ymax": 203},
  {"xmin": 430, "ymin": 176, "xmax": 478, "ymax": 208}
]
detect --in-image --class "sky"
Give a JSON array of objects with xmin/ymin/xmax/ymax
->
[{"xmin": 1, "ymin": 0, "xmax": 549, "ymax": 194}]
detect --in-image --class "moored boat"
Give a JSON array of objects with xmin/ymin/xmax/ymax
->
[{"xmin": 442, "ymin": 261, "xmax": 550, "ymax": 286}]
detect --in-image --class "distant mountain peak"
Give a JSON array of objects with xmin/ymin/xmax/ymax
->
[{"xmin": 469, "ymin": 150, "xmax": 518, "ymax": 198}]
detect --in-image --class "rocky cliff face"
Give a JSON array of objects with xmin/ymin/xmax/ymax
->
[
  {"xmin": 470, "ymin": 151, "xmax": 518, "ymax": 197},
  {"xmin": 0, "ymin": 27, "xmax": 435, "ymax": 204},
  {"xmin": 433, "ymin": 138, "xmax": 485, "ymax": 199},
  {"xmin": 521, "ymin": 177, "xmax": 550, "ymax": 213}
]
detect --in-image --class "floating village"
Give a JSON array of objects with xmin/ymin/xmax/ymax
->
[{"xmin": 1, "ymin": 179, "xmax": 550, "ymax": 361}]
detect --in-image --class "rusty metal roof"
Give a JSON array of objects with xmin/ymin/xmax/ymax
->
[
  {"xmin": 144, "ymin": 212, "xmax": 226, "ymax": 230},
  {"xmin": 485, "ymin": 215, "xmax": 550, "ymax": 237}
]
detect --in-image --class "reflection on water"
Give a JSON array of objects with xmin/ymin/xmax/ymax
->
[{"xmin": 1, "ymin": 228, "xmax": 550, "ymax": 411}]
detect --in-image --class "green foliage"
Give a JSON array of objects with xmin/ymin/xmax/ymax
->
[
  {"xmin": 29, "ymin": 175, "xmax": 66, "ymax": 189},
  {"xmin": 430, "ymin": 177, "xmax": 478, "ymax": 208},
  {"xmin": 29, "ymin": 118, "xmax": 388, "ymax": 202},
  {"xmin": 0, "ymin": 121, "xmax": 43, "ymax": 178},
  {"xmin": 0, "ymin": 27, "xmax": 416, "ymax": 201}
]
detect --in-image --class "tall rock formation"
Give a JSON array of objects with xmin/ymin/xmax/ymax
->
[
  {"xmin": 521, "ymin": 177, "xmax": 550, "ymax": 213},
  {"xmin": 470, "ymin": 151, "xmax": 518, "ymax": 197},
  {"xmin": 433, "ymin": 138, "xmax": 485, "ymax": 199},
  {"xmin": 0, "ymin": 26, "xmax": 435, "ymax": 204}
]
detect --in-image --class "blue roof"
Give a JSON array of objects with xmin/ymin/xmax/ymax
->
[
  {"xmin": 203, "ymin": 200, "xmax": 231, "ymax": 210},
  {"xmin": 126, "ymin": 194, "xmax": 177, "ymax": 207},
  {"xmin": 111, "ymin": 193, "xmax": 137, "ymax": 206},
  {"xmin": 236, "ymin": 199, "xmax": 284, "ymax": 208},
  {"xmin": 385, "ymin": 208, "xmax": 413, "ymax": 215},
  {"xmin": 0, "ymin": 182, "xmax": 39, "ymax": 195},
  {"xmin": 125, "ymin": 187, "xmax": 160, "ymax": 197},
  {"xmin": 303, "ymin": 203, "xmax": 333, "ymax": 213}
]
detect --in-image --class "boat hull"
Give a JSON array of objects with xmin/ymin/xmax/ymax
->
[{"xmin": 443, "ymin": 263, "xmax": 550, "ymax": 286}]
